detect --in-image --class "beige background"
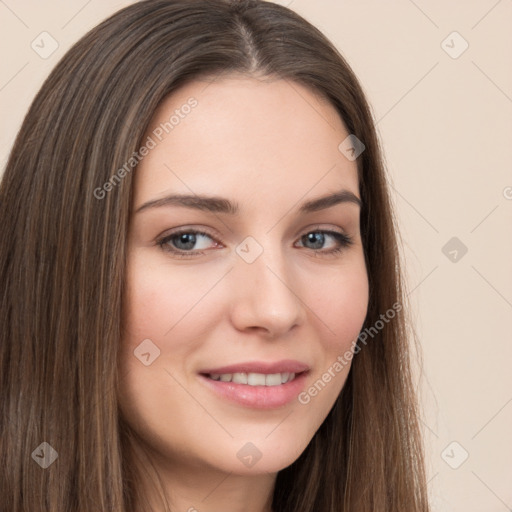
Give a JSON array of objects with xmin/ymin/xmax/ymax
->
[{"xmin": 1, "ymin": 1, "xmax": 511, "ymax": 510}]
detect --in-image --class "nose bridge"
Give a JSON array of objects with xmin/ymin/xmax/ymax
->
[{"xmin": 229, "ymin": 234, "xmax": 304, "ymax": 336}]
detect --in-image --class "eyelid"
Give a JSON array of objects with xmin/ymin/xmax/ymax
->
[
  {"xmin": 295, "ymin": 223, "xmax": 350, "ymax": 238},
  {"xmin": 157, "ymin": 225, "xmax": 222, "ymax": 243},
  {"xmin": 158, "ymin": 226, "xmax": 221, "ymax": 245}
]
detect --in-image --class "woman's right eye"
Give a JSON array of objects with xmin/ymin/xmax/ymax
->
[{"xmin": 157, "ymin": 229, "xmax": 220, "ymax": 258}]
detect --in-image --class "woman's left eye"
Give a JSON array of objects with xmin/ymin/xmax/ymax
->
[
  {"xmin": 157, "ymin": 229, "xmax": 353, "ymax": 259},
  {"xmin": 296, "ymin": 230, "xmax": 353, "ymax": 254}
]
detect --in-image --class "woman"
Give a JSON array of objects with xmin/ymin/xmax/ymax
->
[{"xmin": 0, "ymin": 0, "xmax": 430, "ymax": 510}]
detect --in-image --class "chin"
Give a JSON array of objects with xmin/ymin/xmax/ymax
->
[{"xmin": 202, "ymin": 434, "xmax": 312, "ymax": 476}]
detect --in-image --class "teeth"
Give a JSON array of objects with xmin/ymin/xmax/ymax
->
[
  {"xmin": 265, "ymin": 373, "xmax": 282, "ymax": 386},
  {"xmin": 247, "ymin": 373, "xmax": 266, "ymax": 386},
  {"xmin": 232, "ymin": 372, "xmax": 248, "ymax": 384},
  {"xmin": 208, "ymin": 372, "xmax": 297, "ymax": 385}
]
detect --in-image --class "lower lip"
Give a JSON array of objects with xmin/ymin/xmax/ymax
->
[{"xmin": 198, "ymin": 372, "xmax": 309, "ymax": 409}]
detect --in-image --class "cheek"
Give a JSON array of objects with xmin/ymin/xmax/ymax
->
[
  {"xmin": 310, "ymin": 258, "xmax": 369, "ymax": 354},
  {"xmin": 296, "ymin": 257, "xmax": 368, "ymax": 418},
  {"xmin": 122, "ymin": 254, "xmax": 222, "ymax": 353},
  {"xmin": 118, "ymin": 256, "xmax": 225, "ymax": 451}
]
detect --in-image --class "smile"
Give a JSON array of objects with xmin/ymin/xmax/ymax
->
[
  {"xmin": 198, "ymin": 360, "xmax": 310, "ymax": 408},
  {"xmin": 207, "ymin": 372, "xmax": 297, "ymax": 386}
]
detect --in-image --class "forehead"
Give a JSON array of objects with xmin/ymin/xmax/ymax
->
[{"xmin": 133, "ymin": 76, "xmax": 359, "ymax": 208}]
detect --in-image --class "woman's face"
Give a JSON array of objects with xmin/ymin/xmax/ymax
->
[{"xmin": 118, "ymin": 75, "xmax": 369, "ymax": 476}]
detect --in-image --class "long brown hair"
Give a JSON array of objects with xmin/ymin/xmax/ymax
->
[{"xmin": 0, "ymin": 1, "xmax": 430, "ymax": 510}]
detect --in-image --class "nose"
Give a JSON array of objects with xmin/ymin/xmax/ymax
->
[{"xmin": 228, "ymin": 242, "xmax": 305, "ymax": 338}]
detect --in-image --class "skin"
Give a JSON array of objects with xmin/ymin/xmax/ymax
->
[{"xmin": 118, "ymin": 74, "xmax": 369, "ymax": 512}]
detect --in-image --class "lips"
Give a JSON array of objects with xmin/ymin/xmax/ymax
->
[{"xmin": 198, "ymin": 360, "xmax": 310, "ymax": 408}]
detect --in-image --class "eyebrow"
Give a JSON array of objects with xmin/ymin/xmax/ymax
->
[{"xmin": 135, "ymin": 189, "xmax": 362, "ymax": 215}]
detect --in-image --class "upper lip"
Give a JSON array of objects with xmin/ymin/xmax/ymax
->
[{"xmin": 199, "ymin": 359, "xmax": 310, "ymax": 375}]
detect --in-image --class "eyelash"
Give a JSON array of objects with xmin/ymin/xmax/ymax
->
[{"xmin": 156, "ymin": 228, "xmax": 354, "ymax": 259}]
